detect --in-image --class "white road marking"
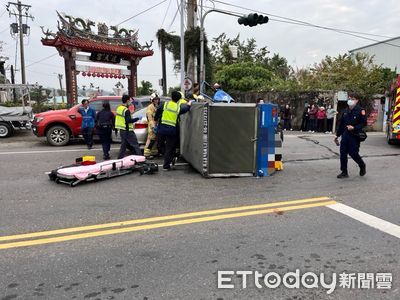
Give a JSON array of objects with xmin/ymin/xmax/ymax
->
[
  {"xmin": 0, "ymin": 148, "xmax": 120, "ymax": 155},
  {"xmin": 327, "ymin": 203, "xmax": 400, "ymax": 239}
]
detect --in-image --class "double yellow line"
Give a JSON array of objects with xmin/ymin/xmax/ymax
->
[{"xmin": 0, "ymin": 196, "xmax": 335, "ymax": 250}]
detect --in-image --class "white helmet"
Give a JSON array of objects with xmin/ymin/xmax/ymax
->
[
  {"xmin": 213, "ymin": 83, "xmax": 221, "ymax": 89},
  {"xmin": 150, "ymin": 93, "xmax": 159, "ymax": 101}
]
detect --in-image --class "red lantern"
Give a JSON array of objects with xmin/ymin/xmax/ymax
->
[
  {"xmin": 82, "ymin": 72, "xmax": 86, "ymax": 77},
  {"xmin": 101, "ymin": 74, "xmax": 105, "ymax": 78},
  {"xmin": 87, "ymin": 72, "xmax": 91, "ymax": 77},
  {"xmin": 117, "ymin": 75, "xmax": 121, "ymax": 79},
  {"xmin": 122, "ymin": 75, "xmax": 126, "ymax": 79},
  {"xmin": 105, "ymin": 74, "xmax": 109, "ymax": 78}
]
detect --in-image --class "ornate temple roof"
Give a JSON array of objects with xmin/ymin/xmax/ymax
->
[
  {"xmin": 41, "ymin": 12, "xmax": 153, "ymax": 59},
  {"xmin": 42, "ymin": 35, "xmax": 153, "ymax": 57}
]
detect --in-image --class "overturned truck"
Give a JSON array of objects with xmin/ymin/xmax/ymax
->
[{"xmin": 180, "ymin": 102, "xmax": 282, "ymax": 178}]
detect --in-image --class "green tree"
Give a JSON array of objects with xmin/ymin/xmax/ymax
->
[
  {"xmin": 137, "ymin": 80, "xmax": 155, "ymax": 96},
  {"xmin": 211, "ymin": 33, "xmax": 291, "ymax": 91},
  {"xmin": 215, "ymin": 62, "xmax": 274, "ymax": 92},
  {"xmin": 156, "ymin": 28, "xmax": 212, "ymax": 82},
  {"xmin": 295, "ymin": 53, "xmax": 396, "ymax": 99}
]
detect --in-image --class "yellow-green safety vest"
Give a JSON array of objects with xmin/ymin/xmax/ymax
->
[
  {"xmin": 115, "ymin": 105, "xmax": 134, "ymax": 131},
  {"xmin": 161, "ymin": 101, "xmax": 180, "ymax": 127},
  {"xmin": 177, "ymin": 98, "xmax": 187, "ymax": 106}
]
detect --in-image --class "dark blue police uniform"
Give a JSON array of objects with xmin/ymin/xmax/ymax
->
[
  {"xmin": 96, "ymin": 109, "xmax": 114, "ymax": 159},
  {"xmin": 336, "ymin": 105, "xmax": 366, "ymax": 176}
]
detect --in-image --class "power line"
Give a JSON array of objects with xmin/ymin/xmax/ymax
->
[
  {"xmin": 210, "ymin": 0, "xmax": 395, "ymax": 39},
  {"xmin": 167, "ymin": 4, "xmax": 180, "ymax": 31},
  {"xmin": 116, "ymin": 0, "xmax": 167, "ymax": 26},
  {"xmin": 202, "ymin": 2, "xmax": 400, "ymax": 48},
  {"xmin": 160, "ymin": 0, "xmax": 173, "ymax": 29},
  {"xmin": 25, "ymin": 53, "xmax": 57, "ymax": 68}
]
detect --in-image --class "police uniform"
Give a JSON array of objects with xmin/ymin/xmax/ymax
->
[
  {"xmin": 96, "ymin": 109, "xmax": 114, "ymax": 159},
  {"xmin": 336, "ymin": 104, "xmax": 367, "ymax": 177},
  {"xmin": 115, "ymin": 104, "xmax": 141, "ymax": 159}
]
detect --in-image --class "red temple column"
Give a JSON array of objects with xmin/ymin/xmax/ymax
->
[
  {"xmin": 128, "ymin": 59, "xmax": 138, "ymax": 97},
  {"xmin": 63, "ymin": 49, "xmax": 77, "ymax": 106}
]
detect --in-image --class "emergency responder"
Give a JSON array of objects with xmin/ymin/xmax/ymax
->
[
  {"xmin": 96, "ymin": 102, "xmax": 114, "ymax": 160},
  {"xmin": 155, "ymin": 90, "xmax": 191, "ymax": 170},
  {"xmin": 334, "ymin": 92, "xmax": 367, "ymax": 178},
  {"xmin": 177, "ymin": 91, "xmax": 188, "ymax": 105},
  {"xmin": 116, "ymin": 95, "xmax": 141, "ymax": 159},
  {"xmin": 144, "ymin": 93, "xmax": 160, "ymax": 158}
]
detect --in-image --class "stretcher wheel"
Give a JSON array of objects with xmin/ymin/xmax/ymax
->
[
  {"xmin": 150, "ymin": 163, "xmax": 159, "ymax": 172},
  {"xmin": 55, "ymin": 178, "xmax": 60, "ymax": 184},
  {"xmin": 139, "ymin": 168, "xmax": 145, "ymax": 175}
]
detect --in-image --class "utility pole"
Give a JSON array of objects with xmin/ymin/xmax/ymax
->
[
  {"xmin": 186, "ymin": 0, "xmax": 197, "ymax": 83},
  {"xmin": 57, "ymin": 74, "xmax": 65, "ymax": 104},
  {"xmin": 6, "ymin": 1, "xmax": 34, "ymax": 84},
  {"xmin": 180, "ymin": 0, "xmax": 185, "ymax": 93}
]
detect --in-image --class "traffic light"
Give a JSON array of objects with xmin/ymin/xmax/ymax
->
[{"xmin": 238, "ymin": 13, "xmax": 269, "ymax": 27}]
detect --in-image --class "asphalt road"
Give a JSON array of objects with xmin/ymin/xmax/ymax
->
[{"xmin": 0, "ymin": 131, "xmax": 399, "ymax": 300}]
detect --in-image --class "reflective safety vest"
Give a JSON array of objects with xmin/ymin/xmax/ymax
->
[
  {"xmin": 161, "ymin": 101, "xmax": 180, "ymax": 127},
  {"xmin": 115, "ymin": 105, "xmax": 134, "ymax": 131},
  {"xmin": 177, "ymin": 98, "xmax": 187, "ymax": 106}
]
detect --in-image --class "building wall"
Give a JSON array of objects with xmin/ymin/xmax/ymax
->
[{"xmin": 350, "ymin": 38, "xmax": 400, "ymax": 71}]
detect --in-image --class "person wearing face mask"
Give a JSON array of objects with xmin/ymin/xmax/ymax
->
[{"xmin": 334, "ymin": 92, "xmax": 367, "ymax": 178}]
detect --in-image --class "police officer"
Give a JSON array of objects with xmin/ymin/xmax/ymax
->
[
  {"xmin": 96, "ymin": 102, "xmax": 114, "ymax": 160},
  {"xmin": 116, "ymin": 95, "xmax": 141, "ymax": 159},
  {"xmin": 154, "ymin": 91, "xmax": 191, "ymax": 170},
  {"xmin": 334, "ymin": 92, "xmax": 367, "ymax": 178}
]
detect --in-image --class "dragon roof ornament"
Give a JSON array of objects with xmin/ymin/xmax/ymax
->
[{"xmin": 40, "ymin": 11, "xmax": 152, "ymax": 50}]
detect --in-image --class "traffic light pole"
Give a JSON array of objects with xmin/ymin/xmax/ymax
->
[{"xmin": 199, "ymin": 9, "xmax": 241, "ymax": 83}]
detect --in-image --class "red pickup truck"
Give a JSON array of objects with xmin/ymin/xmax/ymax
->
[{"xmin": 32, "ymin": 96, "xmax": 149, "ymax": 146}]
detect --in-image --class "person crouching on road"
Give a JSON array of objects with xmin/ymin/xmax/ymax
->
[
  {"xmin": 78, "ymin": 99, "xmax": 96, "ymax": 149},
  {"xmin": 116, "ymin": 95, "xmax": 141, "ymax": 159},
  {"xmin": 96, "ymin": 102, "xmax": 114, "ymax": 160},
  {"xmin": 334, "ymin": 92, "xmax": 367, "ymax": 178},
  {"xmin": 144, "ymin": 93, "xmax": 160, "ymax": 158},
  {"xmin": 155, "ymin": 90, "xmax": 191, "ymax": 171}
]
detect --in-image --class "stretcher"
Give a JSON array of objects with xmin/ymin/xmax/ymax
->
[{"xmin": 47, "ymin": 155, "xmax": 158, "ymax": 187}]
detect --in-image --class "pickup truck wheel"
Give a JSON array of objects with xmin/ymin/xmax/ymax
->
[
  {"xmin": 0, "ymin": 122, "xmax": 13, "ymax": 138},
  {"xmin": 46, "ymin": 125, "xmax": 70, "ymax": 146}
]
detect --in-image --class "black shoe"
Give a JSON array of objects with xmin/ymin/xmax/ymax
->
[
  {"xmin": 103, "ymin": 155, "xmax": 110, "ymax": 160},
  {"xmin": 360, "ymin": 165, "xmax": 366, "ymax": 176},
  {"xmin": 337, "ymin": 172, "xmax": 349, "ymax": 178}
]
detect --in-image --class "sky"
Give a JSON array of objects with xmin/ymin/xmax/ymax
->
[{"xmin": 0, "ymin": 0, "xmax": 399, "ymax": 95}]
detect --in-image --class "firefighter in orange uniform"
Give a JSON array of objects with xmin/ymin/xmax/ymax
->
[{"xmin": 144, "ymin": 93, "xmax": 161, "ymax": 158}]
